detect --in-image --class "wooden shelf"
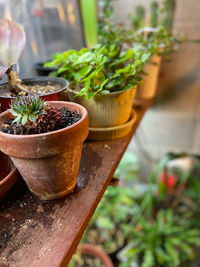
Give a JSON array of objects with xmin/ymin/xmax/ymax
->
[{"xmin": 0, "ymin": 101, "xmax": 151, "ymax": 267}]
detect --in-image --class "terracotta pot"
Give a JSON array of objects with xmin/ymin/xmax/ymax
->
[
  {"xmin": 80, "ymin": 244, "xmax": 114, "ymax": 267},
  {"xmin": 135, "ymin": 54, "xmax": 162, "ymax": 100},
  {"xmin": 0, "ymin": 77, "xmax": 68, "ymax": 112},
  {"xmin": 0, "ymin": 151, "xmax": 19, "ymax": 200},
  {"xmin": 67, "ymin": 86, "xmax": 136, "ymax": 128},
  {"xmin": 0, "ymin": 101, "xmax": 88, "ymax": 201}
]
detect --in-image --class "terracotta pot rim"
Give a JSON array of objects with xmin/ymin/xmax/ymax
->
[
  {"xmin": 67, "ymin": 84, "xmax": 137, "ymax": 97},
  {"xmin": 0, "ymin": 153, "xmax": 19, "ymax": 199},
  {"xmin": 81, "ymin": 244, "xmax": 114, "ymax": 267},
  {"xmin": 0, "ymin": 160, "xmax": 17, "ymax": 185},
  {"xmin": 0, "ymin": 77, "xmax": 69, "ymax": 99},
  {"xmin": 0, "ymin": 101, "xmax": 88, "ymax": 139}
]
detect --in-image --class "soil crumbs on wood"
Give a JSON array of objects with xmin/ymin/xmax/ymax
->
[{"xmin": 1, "ymin": 107, "xmax": 82, "ymax": 135}]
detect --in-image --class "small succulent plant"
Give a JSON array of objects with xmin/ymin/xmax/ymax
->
[
  {"xmin": 35, "ymin": 106, "xmax": 62, "ymax": 133},
  {"xmin": 10, "ymin": 95, "xmax": 47, "ymax": 125}
]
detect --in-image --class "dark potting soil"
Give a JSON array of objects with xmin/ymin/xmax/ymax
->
[{"xmin": 1, "ymin": 107, "xmax": 82, "ymax": 135}]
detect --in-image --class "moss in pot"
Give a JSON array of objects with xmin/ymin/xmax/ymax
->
[
  {"xmin": 45, "ymin": 44, "xmax": 150, "ymax": 129},
  {"xmin": 0, "ymin": 19, "xmax": 67, "ymax": 112},
  {"xmin": 0, "ymin": 95, "xmax": 88, "ymax": 201}
]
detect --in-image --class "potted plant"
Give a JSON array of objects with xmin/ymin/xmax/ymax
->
[
  {"xmin": 45, "ymin": 44, "xmax": 149, "ymax": 140},
  {"xmin": 0, "ymin": 95, "xmax": 88, "ymax": 200},
  {"xmin": 0, "ymin": 19, "xmax": 68, "ymax": 112},
  {"xmin": 129, "ymin": 0, "xmax": 183, "ymax": 101},
  {"xmin": 133, "ymin": 26, "xmax": 181, "ymax": 101}
]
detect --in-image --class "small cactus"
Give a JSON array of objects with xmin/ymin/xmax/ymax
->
[
  {"xmin": 150, "ymin": 2, "xmax": 159, "ymax": 28},
  {"xmin": 132, "ymin": 5, "xmax": 145, "ymax": 30},
  {"xmin": 10, "ymin": 95, "xmax": 46, "ymax": 125},
  {"xmin": 162, "ymin": 0, "xmax": 175, "ymax": 30}
]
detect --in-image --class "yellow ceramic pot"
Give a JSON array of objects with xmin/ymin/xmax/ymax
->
[
  {"xmin": 67, "ymin": 86, "xmax": 136, "ymax": 128},
  {"xmin": 136, "ymin": 54, "xmax": 162, "ymax": 99}
]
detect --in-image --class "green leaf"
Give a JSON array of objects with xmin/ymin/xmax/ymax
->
[
  {"xmin": 21, "ymin": 114, "xmax": 28, "ymax": 125},
  {"xmin": 87, "ymin": 91, "xmax": 97, "ymax": 99},
  {"xmin": 57, "ymin": 66, "xmax": 69, "ymax": 75},
  {"xmin": 73, "ymin": 52, "xmax": 95, "ymax": 65},
  {"xmin": 121, "ymin": 83, "xmax": 134, "ymax": 91},
  {"xmin": 115, "ymin": 64, "xmax": 131, "ymax": 75},
  {"xmin": 155, "ymin": 247, "xmax": 168, "ymax": 264},
  {"xmin": 76, "ymin": 87, "xmax": 87, "ymax": 96},
  {"xmin": 105, "ymin": 76, "xmax": 123, "ymax": 89},
  {"xmin": 78, "ymin": 65, "xmax": 92, "ymax": 79},
  {"xmin": 10, "ymin": 109, "xmax": 19, "ymax": 117},
  {"xmin": 29, "ymin": 114, "xmax": 37, "ymax": 122},
  {"xmin": 142, "ymin": 249, "xmax": 154, "ymax": 267},
  {"xmin": 109, "ymin": 49, "xmax": 134, "ymax": 67},
  {"xmin": 165, "ymin": 242, "xmax": 180, "ymax": 266},
  {"xmin": 141, "ymin": 52, "xmax": 151, "ymax": 63}
]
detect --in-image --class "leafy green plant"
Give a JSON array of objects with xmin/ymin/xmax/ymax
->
[
  {"xmin": 133, "ymin": 25, "xmax": 184, "ymax": 58},
  {"xmin": 10, "ymin": 95, "xmax": 46, "ymax": 125},
  {"xmin": 98, "ymin": 0, "xmax": 116, "ymax": 20},
  {"xmin": 128, "ymin": 0, "xmax": 184, "ymax": 59},
  {"xmin": 120, "ymin": 209, "xmax": 200, "ymax": 267},
  {"xmin": 98, "ymin": 0, "xmax": 131, "ymax": 50},
  {"xmin": 45, "ymin": 45, "xmax": 150, "ymax": 99},
  {"xmin": 98, "ymin": 19, "xmax": 128, "ymax": 49},
  {"xmin": 84, "ymin": 152, "xmax": 200, "ymax": 266}
]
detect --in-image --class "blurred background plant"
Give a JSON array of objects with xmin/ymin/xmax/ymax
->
[{"xmin": 80, "ymin": 151, "xmax": 200, "ymax": 267}]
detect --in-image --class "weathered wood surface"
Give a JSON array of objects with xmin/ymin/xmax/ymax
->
[{"xmin": 0, "ymin": 102, "xmax": 151, "ymax": 267}]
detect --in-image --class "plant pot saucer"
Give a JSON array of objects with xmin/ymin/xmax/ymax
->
[
  {"xmin": 88, "ymin": 109, "xmax": 137, "ymax": 141},
  {"xmin": 0, "ymin": 152, "xmax": 19, "ymax": 200}
]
